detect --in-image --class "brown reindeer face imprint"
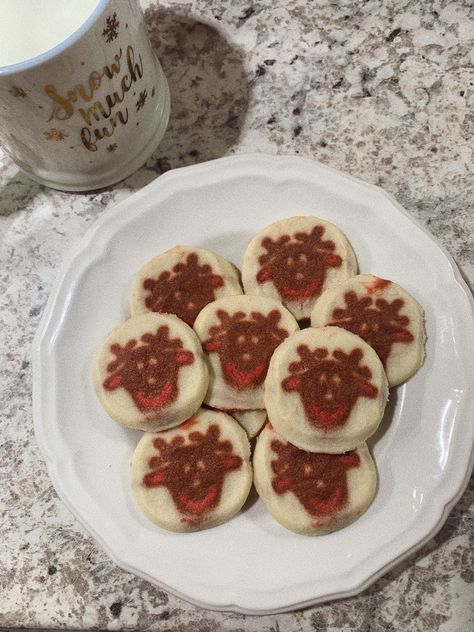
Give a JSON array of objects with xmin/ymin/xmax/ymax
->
[
  {"xmin": 143, "ymin": 423, "xmax": 242, "ymax": 517},
  {"xmin": 328, "ymin": 288, "xmax": 414, "ymax": 364},
  {"xmin": 256, "ymin": 226, "xmax": 342, "ymax": 301},
  {"xmin": 203, "ymin": 309, "xmax": 289, "ymax": 390},
  {"xmin": 271, "ymin": 439, "xmax": 360, "ymax": 516},
  {"xmin": 282, "ymin": 345, "xmax": 378, "ymax": 429},
  {"xmin": 103, "ymin": 326, "xmax": 194, "ymax": 411},
  {"xmin": 143, "ymin": 253, "xmax": 224, "ymax": 326}
]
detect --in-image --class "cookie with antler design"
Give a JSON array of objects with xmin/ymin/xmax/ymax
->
[
  {"xmin": 131, "ymin": 408, "xmax": 252, "ymax": 532},
  {"xmin": 264, "ymin": 327, "xmax": 388, "ymax": 453},
  {"xmin": 194, "ymin": 295, "xmax": 299, "ymax": 409},
  {"xmin": 93, "ymin": 313, "xmax": 208, "ymax": 431},
  {"xmin": 311, "ymin": 274, "xmax": 425, "ymax": 386},
  {"xmin": 130, "ymin": 246, "xmax": 243, "ymax": 326},
  {"xmin": 242, "ymin": 216, "xmax": 357, "ymax": 322},
  {"xmin": 253, "ymin": 424, "xmax": 377, "ymax": 535}
]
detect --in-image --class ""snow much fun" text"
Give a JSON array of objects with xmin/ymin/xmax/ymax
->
[{"xmin": 44, "ymin": 45, "xmax": 143, "ymax": 151}]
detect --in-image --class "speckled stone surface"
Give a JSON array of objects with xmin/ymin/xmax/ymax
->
[{"xmin": 1, "ymin": 0, "xmax": 473, "ymax": 630}]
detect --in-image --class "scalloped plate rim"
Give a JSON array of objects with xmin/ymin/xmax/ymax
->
[{"xmin": 32, "ymin": 153, "xmax": 474, "ymax": 614}]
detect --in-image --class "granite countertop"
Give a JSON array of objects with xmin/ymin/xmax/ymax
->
[{"xmin": 1, "ymin": 0, "xmax": 473, "ymax": 630}]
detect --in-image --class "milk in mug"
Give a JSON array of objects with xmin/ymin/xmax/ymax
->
[{"xmin": 0, "ymin": 0, "xmax": 100, "ymax": 66}]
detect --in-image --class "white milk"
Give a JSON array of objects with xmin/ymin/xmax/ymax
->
[{"xmin": 0, "ymin": 0, "xmax": 100, "ymax": 67}]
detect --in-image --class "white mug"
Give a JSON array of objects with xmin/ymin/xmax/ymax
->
[{"xmin": 0, "ymin": 0, "xmax": 170, "ymax": 191}]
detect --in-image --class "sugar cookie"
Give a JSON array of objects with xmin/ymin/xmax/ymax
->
[
  {"xmin": 93, "ymin": 313, "xmax": 208, "ymax": 431},
  {"xmin": 229, "ymin": 409, "xmax": 267, "ymax": 439},
  {"xmin": 311, "ymin": 274, "xmax": 425, "ymax": 386},
  {"xmin": 194, "ymin": 295, "xmax": 299, "ymax": 409},
  {"xmin": 131, "ymin": 246, "xmax": 242, "ymax": 326},
  {"xmin": 131, "ymin": 409, "xmax": 252, "ymax": 532},
  {"xmin": 253, "ymin": 424, "xmax": 377, "ymax": 535},
  {"xmin": 242, "ymin": 216, "xmax": 357, "ymax": 322},
  {"xmin": 264, "ymin": 327, "xmax": 388, "ymax": 453}
]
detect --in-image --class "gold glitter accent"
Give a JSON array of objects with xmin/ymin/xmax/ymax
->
[{"xmin": 43, "ymin": 128, "xmax": 69, "ymax": 141}]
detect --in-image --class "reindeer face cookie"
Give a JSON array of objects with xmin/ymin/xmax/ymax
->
[
  {"xmin": 131, "ymin": 409, "xmax": 252, "ymax": 532},
  {"xmin": 131, "ymin": 246, "xmax": 243, "ymax": 326},
  {"xmin": 264, "ymin": 327, "xmax": 388, "ymax": 453},
  {"xmin": 194, "ymin": 296, "xmax": 299, "ymax": 410},
  {"xmin": 253, "ymin": 424, "xmax": 377, "ymax": 535},
  {"xmin": 311, "ymin": 274, "xmax": 425, "ymax": 386},
  {"xmin": 242, "ymin": 216, "xmax": 357, "ymax": 322},
  {"xmin": 93, "ymin": 313, "xmax": 208, "ymax": 431}
]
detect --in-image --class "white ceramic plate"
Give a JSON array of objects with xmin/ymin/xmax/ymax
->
[{"xmin": 33, "ymin": 154, "xmax": 474, "ymax": 614}]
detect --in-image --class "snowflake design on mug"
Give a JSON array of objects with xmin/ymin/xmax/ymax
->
[
  {"xmin": 136, "ymin": 90, "xmax": 148, "ymax": 111},
  {"xmin": 9, "ymin": 87, "xmax": 27, "ymax": 98},
  {"xmin": 102, "ymin": 12, "xmax": 120, "ymax": 42}
]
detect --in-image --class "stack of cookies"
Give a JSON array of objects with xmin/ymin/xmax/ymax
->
[{"xmin": 93, "ymin": 216, "xmax": 425, "ymax": 535}]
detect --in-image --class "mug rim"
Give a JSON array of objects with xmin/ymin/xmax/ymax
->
[{"xmin": 0, "ymin": 0, "xmax": 109, "ymax": 76}]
